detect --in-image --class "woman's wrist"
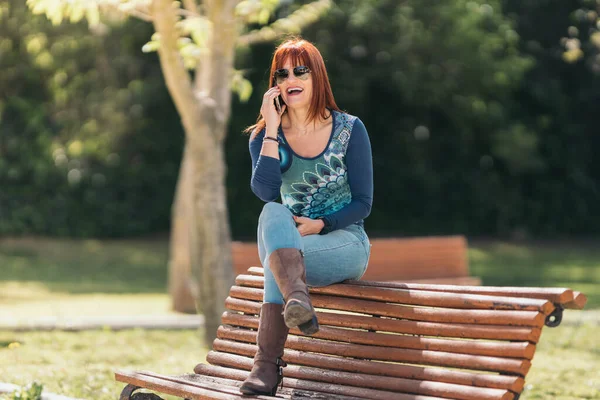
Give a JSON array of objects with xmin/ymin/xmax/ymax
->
[
  {"xmin": 263, "ymin": 136, "xmax": 279, "ymax": 145},
  {"xmin": 317, "ymin": 217, "xmax": 330, "ymax": 234},
  {"xmin": 265, "ymin": 126, "xmax": 278, "ymax": 139}
]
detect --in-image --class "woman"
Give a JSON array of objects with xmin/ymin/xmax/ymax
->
[{"xmin": 240, "ymin": 37, "xmax": 373, "ymax": 396}]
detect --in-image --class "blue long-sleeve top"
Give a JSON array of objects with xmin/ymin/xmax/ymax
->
[{"xmin": 250, "ymin": 110, "xmax": 373, "ymax": 234}]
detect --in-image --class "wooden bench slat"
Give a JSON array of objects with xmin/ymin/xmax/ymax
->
[
  {"xmin": 135, "ymin": 372, "xmax": 289, "ymax": 399},
  {"xmin": 207, "ymin": 351, "xmax": 515, "ymax": 400},
  {"xmin": 234, "ymin": 276, "xmax": 554, "ymax": 313},
  {"xmin": 218, "ymin": 322, "xmax": 535, "ymax": 359},
  {"xmin": 395, "ymin": 276, "xmax": 483, "ymax": 285},
  {"xmin": 564, "ymin": 291, "xmax": 588, "ymax": 310},
  {"xmin": 213, "ymin": 336, "xmax": 531, "ymax": 376},
  {"xmin": 194, "ymin": 363, "xmax": 448, "ymax": 400},
  {"xmin": 223, "ymin": 302, "xmax": 542, "ymax": 343},
  {"xmin": 217, "ymin": 326, "xmax": 534, "ymax": 368},
  {"xmin": 175, "ymin": 372, "xmax": 366, "ymax": 400},
  {"xmin": 228, "ymin": 287, "xmax": 548, "ymax": 327},
  {"xmin": 244, "ymin": 267, "xmax": 586, "ymax": 310},
  {"xmin": 342, "ymin": 281, "xmax": 578, "ymax": 307},
  {"xmin": 115, "ymin": 370, "xmax": 263, "ymax": 400},
  {"xmin": 118, "ymin": 370, "xmax": 366, "ymax": 400},
  {"xmin": 214, "ymin": 330, "xmax": 525, "ymax": 391}
]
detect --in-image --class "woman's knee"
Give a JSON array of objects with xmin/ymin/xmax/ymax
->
[
  {"xmin": 262, "ymin": 202, "xmax": 291, "ymax": 215},
  {"xmin": 259, "ymin": 202, "xmax": 293, "ymax": 226},
  {"xmin": 258, "ymin": 202, "xmax": 302, "ymax": 253}
]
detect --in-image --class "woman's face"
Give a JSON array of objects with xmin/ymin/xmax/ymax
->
[{"xmin": 276, "ymin": 59, "xmax": 313, "ymax": 111}]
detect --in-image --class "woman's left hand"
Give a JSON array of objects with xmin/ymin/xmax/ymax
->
[{"xmin": 294, "ymin": 216, "xmax": 325, "ymax": 236}]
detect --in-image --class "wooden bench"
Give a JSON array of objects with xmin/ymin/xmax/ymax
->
[
  {"xmin": 173, "ymin": 236, "xmax": 478, "ymax": 314},
  {"xmin": 117, "ymin": 267, "xmax": 587, "ymax": 400},
  {"xmin": 232, "ymin": 235, "xmax": 479, "ymax": 284}
]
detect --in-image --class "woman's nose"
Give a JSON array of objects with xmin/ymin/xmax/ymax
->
[{"xmin": 286, "ymin": 72, "xmax": 298, "ymax": 83}]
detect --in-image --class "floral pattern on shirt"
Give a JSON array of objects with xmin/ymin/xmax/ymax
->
[{"xmin": 279, "ymin": 111, "xmax": 356, "ymax": 219}]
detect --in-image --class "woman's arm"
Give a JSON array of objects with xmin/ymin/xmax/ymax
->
[
  {"xmin": 249, "ymin": 129, "xmax": 282, "ymax": 202},
  {"xmin": 319, "ymin": 118, "xmax": 373, "ymax": 234}
]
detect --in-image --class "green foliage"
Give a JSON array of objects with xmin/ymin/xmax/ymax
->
[
  {"xmin": 560, "ymin": 1, "xmax": 600, "ymax": 68},
  {"xmin": 226, "ymin": 0, "xmax": 599, "ymax": 238},
  {"xmin": 1, "ymin": 383, "xmax": 43, "ymax": 400},
  {"xmin": 27, "ymin": 0, "xmax": 101, "ymax": 27},
  {"xmin": 229, "ymin": 0, "xmax": 537, "ymax": 237},
  {"xmin": 237, "ymin": 0, "xmax": 333, "ymax": 46},
  {"xmin": 501, "ymin": 0, "xmax": 600, "ymax": 236},
  {"xmin": 236, "ymin": 0, "xmax": 281, "ymax": 25},
  {"xmin": 3, "ymin": 0, "xmax": 599, "ymax": 238},
  {"xmin": 0, "ymin": 0, "xmax": 183, "ymax": 237}
]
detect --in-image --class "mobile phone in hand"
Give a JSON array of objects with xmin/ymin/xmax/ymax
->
[{"xmin": 274, "ymin": 96, "xmax": 282, "ymax": 113}]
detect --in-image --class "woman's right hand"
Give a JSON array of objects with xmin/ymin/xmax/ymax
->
[{"xmin": 261, "ymin": 86, "xmax": 286, "ymax": 133}]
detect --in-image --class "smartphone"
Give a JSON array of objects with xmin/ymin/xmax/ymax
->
[{"xmin": 274, "ymin": 95, "xmax": 283, "ymax": 113}]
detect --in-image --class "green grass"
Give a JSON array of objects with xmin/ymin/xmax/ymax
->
[
  {"xmin": 0, "ymin": 329, "xmax": 208, "ymax": 400},
  {"xmin": 523, "ymin": 317, "xmax": 600, "ymax": 399},
  {"xmin": 0, "ymin": 236, "xmax": 169, "ymax": 294},
  {"xmin": 469, "ymin": 240, "xmax": 600, "ymax": 308},
  {"xmin": 0, "ymin": 237, "xmax": 176, "ymax": 320},
  {"xmin": 1, "ymin": 236, "xmax": 599, "ymax": 399}
]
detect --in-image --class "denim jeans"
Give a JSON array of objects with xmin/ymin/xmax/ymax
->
[{"xmin": 257, "ymin": 202, "xmax": 371, "ymax": 304}]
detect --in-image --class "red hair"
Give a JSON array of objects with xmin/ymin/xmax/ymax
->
[{"xmin": 245, "ymin": 37, "xmax": 341, "ymax": 136}]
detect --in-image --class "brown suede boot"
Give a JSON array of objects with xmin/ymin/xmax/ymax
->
[
  {"xmin": 239, "ymin": 303, "xmax": 289, "ymax": 396},
  {"xmin": 268, "ymin": 248, "xmax": 319, "ymax": 335}
]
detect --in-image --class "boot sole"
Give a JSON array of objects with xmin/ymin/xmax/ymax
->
[
  {"xmin": 285, "ymin": 301, "xmax": 319, "ymax": 334},
  {"xmin": 239, "ymin": 384, "xmax": 278, "ymax": 396},
  {"xmin": 298, "ymin": 314, "xmax": 319, "ymax": 335}
]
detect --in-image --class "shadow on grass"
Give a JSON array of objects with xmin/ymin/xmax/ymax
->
[{"xmin": 0, "ymin": 237, "xmax": 169, "ymax": 294}]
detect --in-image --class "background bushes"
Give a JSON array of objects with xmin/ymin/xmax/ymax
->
[{"xmin": 1, "ymin": 0, "xmax": 598, "ymax": 238}]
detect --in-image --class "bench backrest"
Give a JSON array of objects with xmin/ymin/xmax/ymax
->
[
  {"xmin": 198, "ymin": 268, "xmax": 586, "ymax": 400},
  {"xmin": 233, "ymin": 235, "xmax": 471, "ymax": 281}
]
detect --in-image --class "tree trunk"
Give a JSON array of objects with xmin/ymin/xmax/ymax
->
[
  {"xmin": 188, "ymin": 0, "xmax": 238, "ymax": 343},
  {"xmin": 168, "ymin": 144, "xmax": 196, "ymax": 314},
  {"xmin": 151, "ymin": 0, "xmax": 240, "ymax": 343},
  {"xmin": 152, "ymin": 0, "xmax": 235, "ymax": 344},
  {"xmin": 188, "ymin": 127, "xmax": 234, "ymax": 343}
]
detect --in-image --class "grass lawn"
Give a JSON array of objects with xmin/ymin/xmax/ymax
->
[
  {"xmin": 469, "ymin": 239, "xmax": 600, "ymax": 309},
  {"xmin": 0, "ymin": 237, "xmax": 174, "ymax": 320},
  {"xmin": 1, "ymin": 236, "xmax": 599, "ymax": 399},
  {"xmin": 0, "ymin": 329, "xmax": 207, "ymax": 400}
]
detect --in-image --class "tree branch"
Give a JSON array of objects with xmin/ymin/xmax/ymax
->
[
  {"xmin": 182, "ymin": 0, "xmax": 199, "ymax": 15},
  {"xmin": 151, "ymin": 0, "xmax": 201, "ymax": 139},
  {"xmin": 179, "ymin": 8, "xmax": 200, "ymax": 18},
  {"xmin": 207, "ymin": 0, "xmax": 239, "ymax": 138},
  {"xmin": 237, "ymin": 0, "xmax": 332, "ymax": 46},
  {"xmin": 123, "ymin": 7, "xmax": 153, "ymax": 21}
]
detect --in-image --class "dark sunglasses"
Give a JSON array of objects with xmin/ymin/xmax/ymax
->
[{"xmin": 273, "ymin": 66, "xmax": 311, "ymax": 84}]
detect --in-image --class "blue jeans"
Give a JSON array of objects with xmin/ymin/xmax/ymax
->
[{"xmin": 257, "ymin": 202, "xmax": 371, "ymax": 304}]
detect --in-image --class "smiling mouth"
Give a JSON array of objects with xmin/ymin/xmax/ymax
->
[{"xmin": 287, "ymin": 88, "xmax": 303, "ymax": 95}]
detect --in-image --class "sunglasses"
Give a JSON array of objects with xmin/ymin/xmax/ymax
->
[{"xmin": 273, "ymin": 66, "xmax": 311, "ymax": 84}]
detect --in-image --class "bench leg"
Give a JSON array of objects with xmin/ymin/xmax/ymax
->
[
  {"xmin": 545, "ymin": 306, "xmax": 564, "ymax": 327},
  {"xmin": 120, "ymin": 384, "xmax": 139, "ymax": 400},
  {"xmin": 120, "ymin": 384, "xmax": 165, "ymax": 400}
]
